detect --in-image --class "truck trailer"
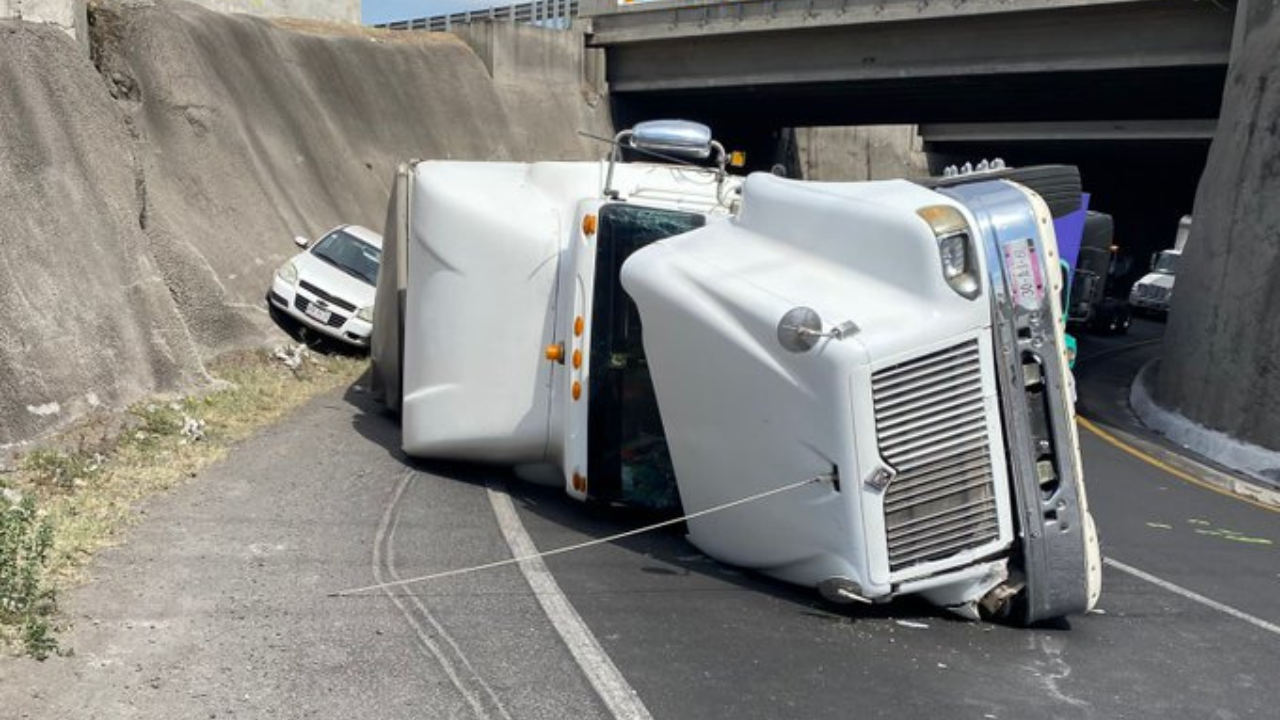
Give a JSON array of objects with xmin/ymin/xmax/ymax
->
[{"xmin": 370, "ymin": 122, "xmax": 1101, "ymax": 624}]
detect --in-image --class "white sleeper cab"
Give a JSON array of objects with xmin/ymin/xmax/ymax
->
[{"xmin": 370, "ymin": 122, "xmax": 1101, "ymax": 624}]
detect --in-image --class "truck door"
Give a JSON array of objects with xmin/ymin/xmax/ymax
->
[{"xmin": 560, "ymin": 202, "xmax": 705, "ymax": 508}]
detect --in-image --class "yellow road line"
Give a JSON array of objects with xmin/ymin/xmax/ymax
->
[{"xmin": 1077, "ymin": 416, "xmax": 1279, "ymax": 514}]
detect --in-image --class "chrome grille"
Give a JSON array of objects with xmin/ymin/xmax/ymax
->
[
  {"xmin": 1135, "ymin": 284, "xmax": 1169, "ymax": 301},
  {"xmin": 299, "ymin": 280, "xmax": 357, "ymax": 312},
  {"xmin": 873, "ymin": 340, "xmax": 1000, "ymax": 572},
  {"xmin": 294, "ymin": 296, "xmax": 347, "ymax": 328}
]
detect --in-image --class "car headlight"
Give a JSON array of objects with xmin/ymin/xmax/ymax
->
[
  {"xmin": 357, "ymin": 305, "xmax": 374, "ymax": 323},
  {"xmin": 917, "ymin": 205, "xmax": 981, "ymax": 300},
  {"xmin": 276, "ymin": 260, "xmax": 299, "ymax": 286}
]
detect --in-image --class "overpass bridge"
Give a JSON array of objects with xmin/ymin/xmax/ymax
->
[{"xmin": 580, "ymin": 0, "xmax": 1236, "ymax": 130}]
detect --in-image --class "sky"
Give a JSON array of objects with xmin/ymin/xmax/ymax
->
[{"xmin": 363, "ymin": 1, "xmax": 521, "ymax": 26}]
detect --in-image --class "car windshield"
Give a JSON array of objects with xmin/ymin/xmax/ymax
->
[
  {"xmin": 310, "ymin": 230, "xmax": 381, "ymax": 285},
  {"xmin": 1153, "ymin": 252, "xmax": 1179, "ymax": 275}
]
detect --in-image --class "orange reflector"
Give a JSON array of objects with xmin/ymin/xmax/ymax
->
[
  {"xmin": 572, "ymin": 349, "xmax": 582, "ymax": 369},
  {"xmin": 572, "ymin": 472, "xmax": 587, "ymax": 493},
  {"xmin": 572, "ymin": 380, "xmax": 582, "ymax": 400},
  {"xmin": 545, "ymin": 343, "xmax": 564, "ymax": 363},
  {"xmin": 582, "ymin": 214, "xmax": 598, "ymax": 237},
  {"xmin": 916, "ymin": 205, "xmax": 968, "ymax": 237},
  {"xmin": 729, "ymin": 150, "xmax": 747, "ymax": 168},
  {"xmin": 574, "ymin": 316, "xmax": 584, "ymax": 337}
]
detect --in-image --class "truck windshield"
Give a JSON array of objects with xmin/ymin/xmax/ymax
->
[
  {"xmin": 588, "ymin": 204, "xmax": 706, "ymax": 511},
  {"xmin": 1153, "ymin": 252, "xmax": 1179, "ymax": 275},
  {"xmin": 311, "ymin": 230, "xmax": 381, "ymax": 285}
]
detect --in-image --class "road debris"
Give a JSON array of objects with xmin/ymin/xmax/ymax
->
[
  {"xmin": 1193, "ymin": 528, "xmax": 1273, "ymax": 545},
  {"xmin": 180, "ymin": 415, "xmax": 206, "ymax": 444},
  {"xmin": 272, "ymin": 344, "xmax": 308, "ymax": 373}
]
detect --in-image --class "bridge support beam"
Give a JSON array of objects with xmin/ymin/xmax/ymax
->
[{"xmin": 590, "ymin": 0, "xmax": 1233, "ymax": 126}]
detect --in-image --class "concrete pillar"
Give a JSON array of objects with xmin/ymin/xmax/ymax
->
[
  {"xmin": 794, "ymin": 126, "xmax": 930, "ymax": 181},
  {"xmin": 1155, "ymin": 0, "xmax": 1280, "ymax": 450}
]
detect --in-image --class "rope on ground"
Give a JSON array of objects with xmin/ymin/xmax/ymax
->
[{"xmin": 328, "ymin": 473, "xmax": 832, "ymax": 597}]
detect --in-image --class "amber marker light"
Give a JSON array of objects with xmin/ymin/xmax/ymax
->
[
  {"xmin": 572, "ymin": 349, "xmax": 582, "ymax": 369},
  {"xmin": 572, "ymin": 472, "xmax": 587, "ymax": 493},
  {"xmin": 572, "ymin": 381, "xmax": 582, "ymax": 400},
  {"xmin": 582, "ymin": 214, "xmax": 598, "ymax": 237},
  {"xmin": 574, "ymin": 315, "xmax": 585, "ymax": 336},
  {"xmin": 545, "ymin": 343, "xmax": 565, "ymax": 364},
  {"xmin": 729, "ymin": 151, "xmax": 747, "ymax": 168}
]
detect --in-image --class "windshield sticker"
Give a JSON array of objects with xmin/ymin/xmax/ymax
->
[{"xmin": 1003, "ymin": 239, "xmax": 1045, "ymax": 311}]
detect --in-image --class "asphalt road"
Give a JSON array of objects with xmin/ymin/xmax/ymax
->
[{"xmin": 2, "ymin": 323, "xmax": 1277, "ymax": 719}]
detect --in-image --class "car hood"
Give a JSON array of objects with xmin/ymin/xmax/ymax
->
[
  {"xmin": 293, "ymin": 251, "xmax": 377, "ymax": 308},
  {"xmin": 1135, "ymin": 272, "xmax": 1175, "ymax": 290}
]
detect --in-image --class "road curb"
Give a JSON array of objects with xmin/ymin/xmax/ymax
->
[
  {"xmin": 1128, "ymin": 359, "xmax": 1280, "ymax": 487},
  {"xmin": 1078, "ymin": 416, "xmax": 1280, "ymax": 512}
]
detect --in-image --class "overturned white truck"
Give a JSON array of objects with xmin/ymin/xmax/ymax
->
[{"xmin": 371, "ymin": 122, "xmax": 1101, "ymax": 623}]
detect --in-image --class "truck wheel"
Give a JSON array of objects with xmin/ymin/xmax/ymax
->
[{"xmin": 1001, "ymin": 166, "xmax": 1083, "ymax": 219}]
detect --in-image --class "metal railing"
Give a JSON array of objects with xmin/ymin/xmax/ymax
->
[{"xmin": 378, "ymin": 1, "xmax": 581, "ymax": 32}]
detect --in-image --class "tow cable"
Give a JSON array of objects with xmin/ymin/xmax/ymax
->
[{"xmin": 329, "ymin": 473, "xmax": 833, "ymax": 597}]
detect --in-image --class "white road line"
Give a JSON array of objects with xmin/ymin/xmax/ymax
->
[
  {"xmin": 1104, "ymin": 557, "xmax": 1280, "ymax": 637},
  {"xmin": 486, "ymin": 481, "xmax": 655, "ymax": 720}
]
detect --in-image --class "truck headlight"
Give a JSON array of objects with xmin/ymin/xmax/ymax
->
[
  {"xmin": 357, "ymin": 305, "xmax": 374, "ymax": 323},
  {"xmin": 917, "ymin": 205, "xmax": 981, "ymax": 300},
  {"xmin": 939, "ymin": 233, "xmax": 968, "ymax": 279},
  {"xmin": 276, "ymin": 260, "xmax": 298, "ymax": 286}
]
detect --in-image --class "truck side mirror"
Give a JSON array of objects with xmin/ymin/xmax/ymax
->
[
  {"xmin": 1149, "ymin": 253, "xmax": 1158, "ymax": 270},
  {"xmin": 631, "ymin": 120, "xmax": 714, "ymax": 160},
  {"xmin": 294, "ymin": 235, "xmax": 310, "ymax": 249}
]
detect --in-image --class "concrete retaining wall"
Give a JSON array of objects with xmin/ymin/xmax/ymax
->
[
  {"xmin": 0, "ymin": 0, "xmax": 87, "ymax": 45},
  {"xmin": 182, "ymin": 0, "xmax": 360, "ymax": 23},
  {"xmin": 1154, "ymin": 1, "xmax": 1280, "ymax": 451},
  {"xmin": 794, "ymin": 125, "xmax": 929, "ymax": 181},
  {"xmin": 0, "ymin": 1, "xmax": 609, "ymax": 446},
  {"xmin": 0, "ymin": 19, "xmax": 207, "ymax": 443}
]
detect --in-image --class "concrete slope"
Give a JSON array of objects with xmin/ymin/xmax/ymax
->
[
  {"xmin": 0, "ymin": 1, "xmax": 608, "ymax": 445},
  {"xmin": 92, "ymin": 0, "xmax": 609, "ymax": 356},
  {"xmin": 0, "ymin": 21, "xmax": 207, "ymax": 445}
]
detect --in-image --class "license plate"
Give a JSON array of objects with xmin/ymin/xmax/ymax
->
[
  {"xmin": 304, "ymin": 303, "xmax": 331, "ymax": 324},
  {"xmin": 1003, "ymin": 239, "xmax": 1045, "ymax": 311}
]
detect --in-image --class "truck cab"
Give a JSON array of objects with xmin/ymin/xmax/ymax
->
[
  {"xmin": 371, "ymin": 122, "xmax": 1100, "ymax": 624},
  {"xmin": 1129, "ymin": 215, "xmax": 1191, "ymax": 318}
]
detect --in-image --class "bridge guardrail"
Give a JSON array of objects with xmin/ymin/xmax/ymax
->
[{"xmin": 378, "ymin": 1, "xmax": 580, "ymax": 32}]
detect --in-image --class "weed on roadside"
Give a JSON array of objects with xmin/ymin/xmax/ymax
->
[
  {"xmin": 21, "ymin": 447, "xmax": 104, "ymax": 491},
  {"xmin": 0, "ymin": 492, "xmax": 59, "ymax": 659},
  {"xmin": 0, "ymin": 345, "xmax": 365, "ymax": 658}
]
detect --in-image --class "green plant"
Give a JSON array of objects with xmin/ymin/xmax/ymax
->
[
  {"xmin": 0, "ymin": 493, "xmax": 59, "ymax": 659},
  {"xmin": 130, "ymin": 402, "xmax": 185, "ymax": 439},
  {"xmin": 21, "ymin": 448, "xmax": 103, "ymax": 490}
]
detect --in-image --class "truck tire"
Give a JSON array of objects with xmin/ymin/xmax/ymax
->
[
  {"xmin": 1000, "ymin": 166, "xmax": 1083, "ymax": 219},
  {"xmin": 924, "ymin": 165, "xmax": 1083, "ymax": 219}
]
